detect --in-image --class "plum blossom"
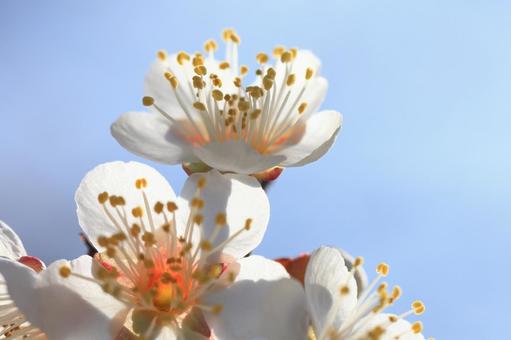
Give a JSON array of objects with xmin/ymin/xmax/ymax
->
[
  {"xmin": 0, "ymin": 221, "xmax": 123, "ymax": 339},
  {"xmin": 71, "ymin": 161, "xmax": 307, "ymax": 339},
  {"xmin": 304, "ymin": 246, "xmax": 429, "ymax": 340},
  {"xmin": 112, "ymin": 29, "xmax": 342, "ymax": 177}
]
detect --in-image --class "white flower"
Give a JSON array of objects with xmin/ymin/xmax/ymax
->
[
  {"xmin": 0, "ymin": 221, "xmax": 123, "ymax": 339},
  {"xmin": 304, "ymin": 246, "xmax": 428, "ymax": 340},
  {"xmin": 112, "ymin": 29, "xmax": 342, "ymax": 176},
  {"xmin": 72, "ymin": 161, "xmax": 307, "ymax": 339}
]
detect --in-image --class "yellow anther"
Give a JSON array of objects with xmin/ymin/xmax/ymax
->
[
  {"xmin": 376, "ymin": 262, "xmax": 390, "ymax": 276},
  {"xmin": 192, "ymin": 75, "xmax": 205, "ymax": 89},
  {"xmin": 200, "ymin": 240, "xmax": 212, "ymax": 251},
  {"xmin": 142, "ymin": 96, "xmax": 154, "ymax": 106},
  {"xmin": 412, "ymin": 300, "xmax": 426, "ymax": 315},
  {"xmin": 210, "ymin": 89, "xmax": 223, "ymax": 101},
  {"xmin": 219, "ymin": 61, "xmax": 230, "ymax": 70},
  {"xmin": 222, "ymin": 28, "xmax": 234, "ymax": 41},
  {"xmin": 388, "ymin": 315, "xmax": 398, "ymax": 323},
  {"xmin": 135, "ymin": 178, "xmax": 147, "ymax": 189},
  {"xmin": 97, "ymin": 235, "xmax": 109, "ymax": 247},
  {"xmin": 192, "ymin": 54, "xmax": 205, "ymax": 66},
  {"xmin": 305, "ymin": 67, "xmax": 314, "ymax": 80},
  {"xmin": 194, "ymin": 65, "xmax": 207, "ymax": 76},
  {"xmin": 411, "ymin": 321, "xmax": 423, "ymax": 334},
  {"xmin": 215, "ymin": 213, "xmax": 227, "ymax": 225},
  {"xmin": 164, "ymin": 72, "xmax": 179, "ymax": 89},
  {"xmin": 230, "ymin": 31, "xmax": 240, "ymax": 44},
  {"xmin": 286, "ymin": 73, "xmax": 296, "ymax": 86},
  {"xmin": 255, "ymin": 69, "xmax": 263, "ymax": 76},
  {"xmin": 256, "ymin": 52, "xmax": 269, "ymax": 64},
  {"xmin": 106, "ymin": 247, "xmax": 116, "ymax": 258},
  {"xmin": 233, "ymin": 77, "xmax": 242, "ymax": 87},
  {"xmin": 132, "ymin": 207, "xmax": 144, "ymax": 218},
  {"xmin": 197, "ymin": 177, "xmax": 206, "ymax": 189},
  {"xmin": 191, "ymin": 197, "xmax": 205, "ymax": 209},
  {"xmin": 177, "ymin": 51, "xmax": 190, "ymax": 65},
  {"xmin": 391, "ymin": 286, "xmax": 402, "ymax": 300},
  {"xmin": 154, "ymin": 201, "xmax": 164, "ymax": 214},
  {"xmin": 211, "ymin": 304, "xmax": 223, "ymax": 315},
  {"xmin": 157, "ymin": 50, "xmax": 167, "ymax": 61},
  {"xmin": 267, "ymin": 67, "xmax": 276, "ymax": 79},
  {"xmin": 167, "ymin": 201, "xmax": 178, "ymax": 212},
  {"xmin": 377, "ymin": 282, "xmax": 388, "ymax": 293},
  {"xmin": 298, "ymin": 102, "xmax": 308, "ymax": 114},
  {"xmin": 238, "ymin": 100, "xmax": 250, "ymax": 112},
  {"xmin": 250, "ymin": 109, "xmax": 262, "ymax": 120},
  {"xmin": 244, "ymin": 218, "xmax": 253, "ymax": 230},
  {"xmin": 353, "ymin": 256, "xmax": 364, "ymax": 268},
  {"xmin": 142, "ymin": 232, "xmax": 156, "ymax": 247},
  {"xmin": 97, "ymin": 192, "xmax": 109, "ymax": 204},
  {"xmin": 193, "ymin": 102, "xmax": 207, "ymax": 111},
  {"xmin": 162, "ymin": 223, "xmax": 170, "ymax": 233},
  {"xmin": 263, "ymin": 76, "xmax": 273, "ymax": 91},
  {"xmin": 273, "ymin": 46, "xmax": 285, "ymax": 57},
  {"xmin": 240, "ymin": 65, "xmax": 249, "ymax": 76},
  {"xmin": 59, "ymin": 266, "xmax": 71, "ymax": 278},
  {"xmin": 290, "ymin": 48, "xmax": 298, "ymax": 59},
  {"xmin": 194, "ymin": 214, "xmax": 204, "ymax": 225},
  {"xmin": 130, "ymin": 224, "xmax": 141, "ymax": 237},
  {"xmin": 339, "ymin": 285, "xmax": 350, "ymax": 295},
  {"xmin": 204, "ymin": 39, "xmax": 218, "ymax": 53},
  {"xmin": 281, "ymin": 51, "xmax": 292, "ymax": 63}
]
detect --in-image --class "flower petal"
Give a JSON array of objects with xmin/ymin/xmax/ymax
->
[
  {"xmin": 305, "ymin": 246, "xmax": 357, "ymax": 337},
  {"xmin": 205, "ymin": 256, "xmax": 308, "ymax": 340},
  {"xmin": 180, "ymin": 170, "xmax": 269, "ymax": 259},
  {"xmin": 0, "ymin": 256, "xmax": 125, "ymax": 340},
  {"xmin": 75, "ymin": 161, "xmax": 177, "ymax": 250},
  {"xmin": 111, "ymin": 111, "xmax": 198, "ymax": 164},
  {"xmin": 0, "ymin": 220, "xmax": 26, "ymax": 259},
  {"xmin": 193, "ymin": 141, "xmax": 286, "ymax": 174},
  {"xmin": 278, "ymin": 110, "xmax": 342, "ymax": 167}
]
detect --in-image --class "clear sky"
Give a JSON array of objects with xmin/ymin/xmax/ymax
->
[{"xmin": 1, "ymin": 0, "xmax": 510, "ymax": 338}]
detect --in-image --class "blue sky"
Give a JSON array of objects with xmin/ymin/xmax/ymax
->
[{"xmin": 1, "ymin": 0, "xmax": 510, "ymax": 338}]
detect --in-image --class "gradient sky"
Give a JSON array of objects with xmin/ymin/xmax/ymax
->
[{"xmin": 1, "ymin": 1, "xmax": 510, "ymax": 338}]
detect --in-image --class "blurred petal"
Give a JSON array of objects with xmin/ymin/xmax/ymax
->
[
  {"xmin": 193, "ymin": 141, "xmax": 285, "ymax": 175},
  {"xmin": 75, "ymin": 161, "xmax": 177, "ymax": 250},
  {"xmin": 305, "ymin": 246, "xmax": 357, "ymax": 337},
  {"xmin": 279, "ymin": 110, "xmax": 342, "ymax": 167},
  {"xmin": 180, "ymin": 170, "xmax": 269, "ymax": 259},
  {"xmin": 111, "ymin": 111, "xmax": 198, "ymax": 164},
  {"xmin": 0, "ymin": 256, "xmax": 125, "ymax": 340},
  {"xmin": 205, "ymin": 256, "xmax": 308, "ymax": 340},
  {"xmin": 0, "ymin": 220, "xmax": 26, "ymax": 259}
]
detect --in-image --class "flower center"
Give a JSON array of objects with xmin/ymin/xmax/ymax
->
[{"xmin": 143, "ymin": 29, "xmax": 316, "ymax": 154}]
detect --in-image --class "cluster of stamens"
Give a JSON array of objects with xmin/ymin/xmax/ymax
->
[
  {"xmin": 144, "ymin": 28, "xmax": 316, "ymax": 153},
  {"xmin": 321, "ymin": 259, "xmax": 431, "ymax": 340},
  {"xmin": 0, "ymin": 286, "xmax": 43, "ymax": 338},
  {"xmin": 60, "ymin": 177, "xmax": 252, "ymax": 337}
]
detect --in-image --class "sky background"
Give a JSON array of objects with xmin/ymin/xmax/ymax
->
[{"xmin": 1, "ymin": 0, "xmax": 510, "ymax": 338}]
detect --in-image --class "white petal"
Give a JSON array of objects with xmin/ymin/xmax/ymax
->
[
  {"xmin": 305, "ymin": 246, "xmax": 357, "ymax": 337},
  {"xmin": 0, "ymin": 256, "xmax": 125, "ymax": 340},
  {"xmin": 180, "ymin": 170, "xmax": 269, "ymax": 259},
  {"xmin": 75, "ymin": 161, "xmax": 177, "ymax": 250},
  {"xmin": 154, "ymin": 326, "xmax": 178, "ymax": 340},
  {"xmin": 205, "ymin": 256, "xmax": 308, "ymax": 340},
  {"xmin": 193, "ymin": 141, "xmax": 285, "ymax": 174},
  {"xmin": 111, "ymin": 111, "xmax": 198, "ymax": 164},
  {"xmin": 144, "ymin": 59, "xmax": 190, "ymax": 119},
  {"xmin": 0, "ymin": 220, "xmax": 26, "ymax": 259},
  {"xmin": 278, "ymin": 110, "xmax": 342, "ymax": 167},
  {"xmin": 352, "ymin": 313, "xmax": 425, "ymax": 340}
]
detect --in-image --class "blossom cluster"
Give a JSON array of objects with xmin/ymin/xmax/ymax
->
[{"xmin": 0, "ymin": 29, "xmax": 431, "ymax": 340}]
